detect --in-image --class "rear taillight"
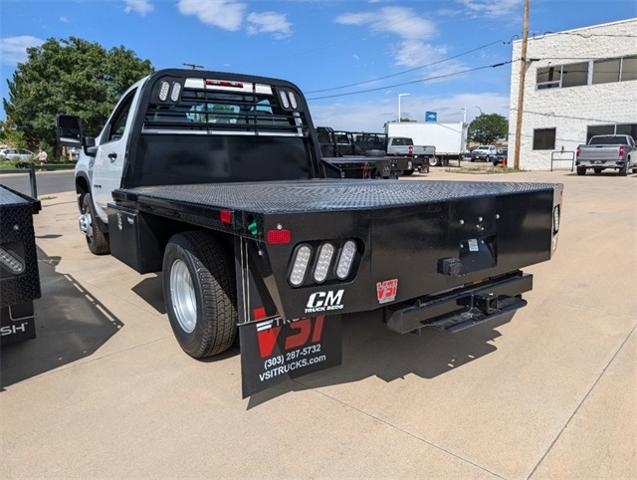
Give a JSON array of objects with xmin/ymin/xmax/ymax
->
[
  {"xmin": 335, "ymin": 240, "xmax": 357, "ymax": 279},
  {"xmin": 576, "ymin": 147, "xmax": 580, "ymax": 158},
  {"xmin": 289, "ymin": 244, "xmax": 312, "ymax": 286},
  {"xmin": 619, "ymin": 146, "xmax": 625, "ymax": 158},
  {"xmin": 408, "ymin": 145, "xmax": 413, "ymax": 155},
  {"xmin": 313, "ymin": 243, "xmax": 335, "ymax": 283}
]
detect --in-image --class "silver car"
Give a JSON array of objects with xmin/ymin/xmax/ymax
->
[{"xmin": 0, "ymin": 148, "xmax": 34, "ymax": 162}]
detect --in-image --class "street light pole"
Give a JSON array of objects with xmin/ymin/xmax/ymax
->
[
  {"xmin": 475, "ymin": 105, "xmax": 483, "ymax": 116},
  {"xmin": 398, "ymin": 93, "xmax": 410, "ymax": 122}
]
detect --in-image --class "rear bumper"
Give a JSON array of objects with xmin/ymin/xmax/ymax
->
[
  {"xmin": 384, "ymin": 272, "xmax": 532, "ymax": 334},
  {"xmin": 577, "ymin": 159, "xmax": 625, "ymax": 167}
]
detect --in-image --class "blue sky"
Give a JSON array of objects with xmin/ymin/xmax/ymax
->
[{"xmin": 1, "ymin": 0, "xmax": 635, "ymax": 130}]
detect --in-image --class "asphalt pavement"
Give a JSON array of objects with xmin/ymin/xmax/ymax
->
[{"xmin": 0, "ymin": 170, "xmax": 74, "ymax": 196}]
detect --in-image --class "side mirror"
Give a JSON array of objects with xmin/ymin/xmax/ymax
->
[
  {"xmin": 84, "ymin": 137, "xmax": 97, "ymax": 157},
  {"xmin": 56, "ymin": 114, "xmax": 83, "ymax": 148}
]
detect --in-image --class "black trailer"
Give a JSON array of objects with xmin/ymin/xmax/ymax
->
[
  {"xmin": 0, "ymin": 185, "xmax": 41, "ymax": 345},
  {"xmin": 56, "ymin": 68, "xmax": 563, "ymax": 397}
]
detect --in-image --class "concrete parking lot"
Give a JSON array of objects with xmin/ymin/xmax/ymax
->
[{"xmin": 1, "ymin": 169, "xmax": 635, "ymax": 479}]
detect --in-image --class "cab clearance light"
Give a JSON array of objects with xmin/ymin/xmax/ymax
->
[
  {"xmin": 289, "ymin": 245, "xmax": 312, "ymax": 286},
  {"xmin": 279, "ymin": 90, "xmax": 290, "ymax": 109},
  {"xmin": 336, "ymin": 240, "xmax": 356, "ymax": 279},
  {"xmin": 0, "ymin": 247, "xmax": 25, "ymax": 274},
  {"xmin": 288, "ymin": 91, "xmax": 298, "ymax": 109},
  {"xmin": 267, "ymin": 229, "xmax": 291, "ymax": 244},
  {"xmin": 158, "ymin": 81, "xmax": 170, "ymax": 101},
  {"xmin": 170, "ymin": 82, "xmax": 181, "ymax": 102},
  {"xmin": 313, "ymin": 243, "xmax": 335, "ymax": 283}
]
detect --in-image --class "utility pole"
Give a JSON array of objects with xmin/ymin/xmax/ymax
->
[
  {"xmin": 513, "ymin": 0, "xmax": 530, "ymax": 171},
  {"xmin": 183, "ymin": 63, "xmax": 204, "ymax": 70}
]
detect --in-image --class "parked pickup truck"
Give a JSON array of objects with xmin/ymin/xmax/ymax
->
[
  {"xmin": 57, "ymin": 69, "xmax": 563, "ymax": 397},
  {"xmin": 386, "ymin": 136, "xmax": 435, "ymax": 175},
  {"xmin": 576, "ymin": 135, "xmax": 636, "ymax": 176}
]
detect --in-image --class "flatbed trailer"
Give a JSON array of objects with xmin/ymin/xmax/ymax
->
[{"xmin": 57, "ymin": 68, "xmax": 563, "ymax": 397}]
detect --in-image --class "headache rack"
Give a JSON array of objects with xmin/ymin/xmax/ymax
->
[{"xmin": 143, "ymin": 78, "xmax": 308, "ymax": 137}]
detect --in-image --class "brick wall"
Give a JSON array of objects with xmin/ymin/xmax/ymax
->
[{"xmin": 508, "ymin": 18, "xmax": 637, "ymax": 170}]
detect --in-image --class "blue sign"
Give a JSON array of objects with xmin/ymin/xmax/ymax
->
[{"xmin": 425, "ymin": 111, "xmax": 437, "ymax": 123}]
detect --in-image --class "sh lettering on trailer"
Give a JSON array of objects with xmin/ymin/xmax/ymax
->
[{"xmin": 57, "ymin": 68, "xmax": 563, "ymax": 398}]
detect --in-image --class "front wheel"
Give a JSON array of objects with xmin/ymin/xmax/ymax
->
[
  {"xmin": 163, "ymin": 231, "xmax": 237, "ymax": 358},
  {"xmin": 80, "ymin": 193, "xmax": 110, "ymax": 255}
]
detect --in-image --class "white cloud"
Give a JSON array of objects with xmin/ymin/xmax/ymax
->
[
  {"xmin": 394, "ymin": 41, "xmax": 446, "ymax": 68},
  {"xmin": 59, "ymin": 16, "xmax": 70, "ymax": 23},
  {"xmin": 458, "ymin": 0, "xmax": 520, "ymax": 17},
  {"xmin": 310, "ymin": 92, "xmax": 509, "ymax": 131},
  {"xmin": 335, "ymin": 6, "xmax": 436, "ymax": 40},
  {"xmin": 246, "ymin": 11, "xmax": 292, "ymax": 38},
  {"xmin": 178, "ymin": 0, "xmax": 246, "ymax": 31},
  {"xmin": 124, "ymin": 0, "xmax": 154, "ymax": 15},
  {"xmin": 0, "ymin": 35, "xmax": 44, "ymax": 65}
]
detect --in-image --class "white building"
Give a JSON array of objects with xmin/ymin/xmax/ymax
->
[{"xmin": 508, "ymin": 18, "xmax": 637, "ymax": 170}]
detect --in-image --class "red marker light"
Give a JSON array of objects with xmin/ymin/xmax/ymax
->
[
  {"xmin": 253, "ymin": 306, "xmax": 267, "ymax": 320},
  {"xmin": 266, "ymin": 229, "xmax": 291, "ymax": 244},
  {"xmin": 206, "ymin": 79, "xmax": 244, "ymax": 88},
  {"xmin": 219, "ymin": 209, "xmax": 232, "ymax": 224}
]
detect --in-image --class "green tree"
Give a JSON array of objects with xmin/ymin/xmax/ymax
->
[
  {"xmin": 468, "ymin": 113, "xmax": 508, "ymax": 144},
  {"xmin": 3, "ymin": 37, "xmax": 154, "ymax": 148}
]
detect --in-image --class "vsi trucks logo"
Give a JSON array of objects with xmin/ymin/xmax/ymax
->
[
  {"xmin": 376, "ymin": 278, "xmax": 398, "ymax": 304},
  {"xmin": 255, "ymin": 316, "xmax": 325, "ymax": 359},
  {"xmin": 305, "ymin": 289, "xmax": 345, "ymax": 314}
]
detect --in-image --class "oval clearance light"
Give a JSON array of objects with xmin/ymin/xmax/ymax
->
[
  {"xmin": 267, "ymin": 229, "xmax": 291, "ymax": 244},
  {"xmin": 279, "ymin": 90, "xmax": 290, "ymax": 109},
  {"xmin": 287, "ymin": 91, "xmax": 298, "ymax": 109},
  {"xmin": 289, "ymin": 244, "xmax": 312, "ymax": 286},
  {"xmin": 158, "ymin": 81, "xmax": 170, "ymax": 101},
  {"xmin": 170, "ymin": 82, "xmax": 182, "ymax": 102},
  {"xmin": 313, "ymin": 243, "xmax": 335, "ymax": 283},
  {"xmin": 336, "ymin": 240, "xmax": 357, "ymax": 279}
]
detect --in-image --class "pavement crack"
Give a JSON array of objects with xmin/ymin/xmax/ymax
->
[
  {"xmin": 526, "ymin": 320, "xmax": 637, "ymax": 479},
  {"xmin": 293, "ymin": 379, "xmax": 507, "ymax": 479}
]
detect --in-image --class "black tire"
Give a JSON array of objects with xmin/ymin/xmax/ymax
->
[
  {"xmin": 81, "ymin": 193, "xmax": 110, "ymax": 255},
  {"xmin": 402, "ymin": 169, "xmax": 414, "ymax": 176},
  {"xmin": 576, "ymin": 167, "xmax": 586, "ymax": 176},
  {"xmin": 632, "ymin": 168, "xmax": 637, "ymax": 174},
  {"xmin": 162, "ymin": 231, "xmax": 237, "ymax": 358},
  {"xmin": 619, "ymin": 163, "xmax": 628, "ymax": 176}
]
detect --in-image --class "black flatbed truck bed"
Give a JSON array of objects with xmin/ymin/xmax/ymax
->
[{"xmin": 57, "ymin": 68, "xmax": 563, "ymax": 397}]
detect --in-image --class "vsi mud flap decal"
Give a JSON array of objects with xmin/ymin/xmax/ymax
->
[
  {"xmin": 239, "ymin": 314, "xmax": 342, "ymax": 397},
  {"xmin": 235, "ymin": 237, "xmax": 342, "ymax": 398}
]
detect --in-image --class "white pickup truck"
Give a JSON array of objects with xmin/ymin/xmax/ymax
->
[{"xmin": 576, "ymin": 134, "xmax": 636, "ymax": 176}]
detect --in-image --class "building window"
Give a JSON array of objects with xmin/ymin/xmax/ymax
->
[
  {"xmin": 533, "ymin": 128, "xmax": 556, "ymax": 150},
  {"xmin": 561, "ymin": 62, "xmax": 589, "ymax": 87},
  {"xmin": 616, "ymin": 124, "xmax": 637, "ymax": 141},
  {"xmin": 586, "ymin": 125, "xmax": 615, "ymax": 142},
  {"xmin": 621, "ymin": 55, "xmax": 637, "ymax": 81},
  {"xmin": 593, "ymin": 58, "xmax": 621, "ymax": 84},
  {"xmin": 586, "ymin": 124, "xmax": 637, "ymax": 143},
  {"xmin": 536, "ymin": 66, "xmax": 561, "ymax": 89}
]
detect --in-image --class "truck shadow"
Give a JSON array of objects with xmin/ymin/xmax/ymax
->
[
  {"xmin": 247, "ymin": 310, "xmax": 513, "ymax": 409},
  {"xmin": 0, "ymin": 248, "xmax": 123, "ymax": 389}
]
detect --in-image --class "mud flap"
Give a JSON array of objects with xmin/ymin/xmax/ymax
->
[{"xmin": 236, "ymin": 237, "xmax": 342, "ymax": 398}]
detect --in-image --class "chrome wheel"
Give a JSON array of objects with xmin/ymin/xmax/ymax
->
[
  {"xmin": 78, "ymin": 211, "xmax": 92, "ymax": 237},
  {"xmin": 170, "ymin": 259, "xmax": 197, "ymax": 333}
]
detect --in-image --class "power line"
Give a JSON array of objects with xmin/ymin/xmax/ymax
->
[
  {"xmin": 307, "ymin": 59, "xmax": 515, "ymax": 101},
  {"xmin": 540, "ymin": 31, "xmax": 637, "ymax": 39},
  {"xmin": 305, "ymin": 39, "xmax": 507, "ymax": 94}
]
